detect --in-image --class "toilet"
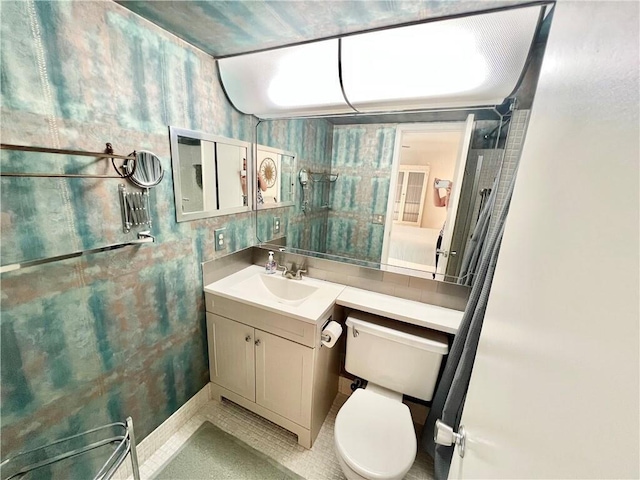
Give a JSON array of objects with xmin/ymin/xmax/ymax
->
[{"xmin": 334, "ymin": 312, "xmax": 449, "ymax": 480}]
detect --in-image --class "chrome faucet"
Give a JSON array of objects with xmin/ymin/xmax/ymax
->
[
  {"xmin": 276, "ymin": 264, "xmax": 289, "ymax": 277},
  {"xmin": 292, "ymin": 267, "xmax": 307, "ymax": 280},
  {"xmin": 277, "ymin": 263, "xmax": 307, "ymax": 280}
]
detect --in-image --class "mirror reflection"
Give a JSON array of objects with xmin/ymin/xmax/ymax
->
[
  {"xmin": 253, "ymin": 5, "xmax": 550, "ymax": 285},
  {"xmin": 169, "ymin": 126, "xmax": 251, "ymax": 222},
  {"xmin": 384, "ymin": 122, "xmax": 471, "ymax": 279},
  {"xmin": 256, "ymin": 145, "xmax": 296, "ymax": 207},
  {"xmin": 255, "ymin": 111, "xmax": 518, "ymax": 284},
  {"xmin": 125, "ymin": 150, "xmax": 164, "ymax": 188}
]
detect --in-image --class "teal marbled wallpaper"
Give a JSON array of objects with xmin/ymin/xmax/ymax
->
[
  {"xmin": 255, "ymin": 121, "xmax": 400, "ymax": 264},
  {"xmin": 116, "ymin": 0, "xmax": 523, "ymax": 57},
  {"xmin": 325, "ymin": 124, "xmax": 396, "ymax": 262},
  {"xmin": 0, "ymin": 1, "xmax": 255, "ymax": 475},
  {"xmin": 256, "ymin": 118, "xmax": 333, "ymax": 252},
  {"xmin": 323, "ymin": 120, "xmax": 505, "ymax": 264}
]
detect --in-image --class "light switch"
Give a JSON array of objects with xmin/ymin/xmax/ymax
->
[
  {"xmin": 273, "ymin": 217, "xmax": 281, "ymax": 235},
  {"xmin": 372, "ymin": 214, "xmax": 385, "ymax": 225},
  {"xmin": 214, "ymin": 228, "xmax": 226, "ymax": 251}
]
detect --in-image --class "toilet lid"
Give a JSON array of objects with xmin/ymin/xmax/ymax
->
[{"xmin": 335, "ymin": 389, "xmax": 417, "ymax": 479}]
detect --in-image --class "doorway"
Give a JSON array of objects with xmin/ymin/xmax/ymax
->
[{"xmin": 381, "ymin": 117, "xmax": 474, "ymax": 280}]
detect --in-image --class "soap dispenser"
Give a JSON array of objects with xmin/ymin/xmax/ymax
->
[{"xmin": 265, "ymin": 251, "xmax": 277, "ymax": 274}]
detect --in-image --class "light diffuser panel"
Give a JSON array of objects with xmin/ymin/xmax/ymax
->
[
  {"xmin": 341, "ymin": 6, "xmax": 542, "ymax": 112},
  {"xmin": 218, "ymin": 39, "xmax": 352, "ymax": 118},
  {"xmin": 218, "ymin": 6, "xmax": 543, "ymax": 118}
]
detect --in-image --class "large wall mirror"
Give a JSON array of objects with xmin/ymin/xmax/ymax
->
[
  {"xmin": 169, "ymin": 127, "xmax": 252, "ymax": 222},
  {"xmin": 253, "ymin": 4, "xmax": 552, "ymax": 286},
  {"xmin": 255, "ymin": 110, "xmax": 515, "ymax": 285}
]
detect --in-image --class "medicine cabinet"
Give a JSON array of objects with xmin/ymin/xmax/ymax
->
[{"xmin": 169, "ymin": 127, "xmax": 252, "ymax": 222}]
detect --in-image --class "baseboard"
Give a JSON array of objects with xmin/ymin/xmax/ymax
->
[{"xmin": 111, "ymin": 384, "xmax": 210, "ymax": 479}]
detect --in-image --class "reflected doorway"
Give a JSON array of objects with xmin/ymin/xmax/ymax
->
[{"xmin": 381, "ymin": 117, "xmax": 474, "ymax": 281}]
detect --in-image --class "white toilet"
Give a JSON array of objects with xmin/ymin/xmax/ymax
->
[{"xmin": 334, "ymin": 312, "xmax": 449, "ymax": 480}]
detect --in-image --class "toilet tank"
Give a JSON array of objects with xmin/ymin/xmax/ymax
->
[{"xmin": 345, "ymin": 312, "xmax": 449, "ymax": 401}]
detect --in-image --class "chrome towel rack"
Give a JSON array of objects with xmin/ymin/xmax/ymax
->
[
  {"xmin": 309, "ymin": 171, "xmax": 339, "ymax": 183},
  {"xmin": 0, "ymin": 143, "xmax": 156, "ymax": 274},
  {"xmin": 0, "ymin": 143, "xmax": 136, "ymax": 179},
  {"xmin": 0, "ymin": 232, "xmax": 155, "ymax": 274}
]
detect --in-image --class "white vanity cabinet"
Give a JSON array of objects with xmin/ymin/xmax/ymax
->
[
  {"xmin": 254, "ymin": 329, "xmax": 313, "ymax": 427},
  {"xmin": 206, "ymin": 313, "xmax": 256, "ymax": 402},
  {"xmin": 205, "ymin": 293, "xmax": 339, "ymax": 448}
]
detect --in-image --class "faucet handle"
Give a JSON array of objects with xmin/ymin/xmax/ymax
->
[
  {"xmin": 277, "ymin": 264, "xmax": 288, "ymax": 276},
  {"xmin": 295, "ymin": 269, "xmax": 307, "ymax": 279}
]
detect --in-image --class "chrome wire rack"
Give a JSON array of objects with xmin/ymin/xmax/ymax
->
[{"xmin": 0, "ymin": 417, "xmax": 140, "ymax": 480}]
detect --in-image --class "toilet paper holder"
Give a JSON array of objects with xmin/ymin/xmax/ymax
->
[
  {"xmin": 320, "ymin": 318, "xmax": 342, "ymax": 348},
  {"xmin": 320, "ymin": 318, "xmax": 333, "ymax": 343}
]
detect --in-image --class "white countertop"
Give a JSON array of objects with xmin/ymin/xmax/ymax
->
[
  {"xmin": 204, "ymin": 265, "xmax": 463, "ymax": 334},
  {"xmin": 204, "ymin": 265, "xmax": 345, "ymax": 324},
  {"xmin": 336, "ymin": 287, "xmax": 463, "ymax": 334}
]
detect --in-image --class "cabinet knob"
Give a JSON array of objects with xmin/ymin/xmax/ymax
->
[
  {"xmin": 245, "ymin": 335, "xmax": 251, "ymax": 342},
  {"xmin": 254, "ymin": 339, "xmax": 261, "ymax": 346}
]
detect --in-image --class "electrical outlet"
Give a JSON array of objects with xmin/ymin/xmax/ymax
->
[
  {"xmin": 372, "ymin": 214, "xmax": 385, "ymax": 225},
  {"xmin": 273, "ymin": 217, "xmax": 281, "ymax": 235},
  {"xmin": 214, "ymin": 228, "xmax": 226, "ymax": 251}
]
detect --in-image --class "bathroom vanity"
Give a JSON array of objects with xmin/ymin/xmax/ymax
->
[
  {"xmin": 204, "ymin": 266, "xmax": 346, "ymax": 448},
  {"xmin": 203, "ymin": 264, "xmax": 463, "ymax": 448}
]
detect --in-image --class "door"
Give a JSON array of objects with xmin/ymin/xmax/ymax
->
[
  {"xmin": 254, "ymin": 330, "xmax": 314, "ymax": 427},
  {"xmin": 435, "ymin": 114, "xmax": 474, "ymax": 280},
  {"xmin": 216, "ymin": 142, "xmax": 247, "ymax": 210},
  {"xmin": 443, "ymin": 3, "xmax": 639, "ymax": 477},
  {"xmin": 394, "ymin": 166, "xmax": 430, "ymax": 225},
  {"xmin": 381, "ymin": 116, "xmax": 474, "ymax": 275},
  {"xmin": 206, "ymin": 313, "xmax": 256, "ymax": 402},
  {"xmin": 392, "ymin": 171, "xmax": 405, "ymax": 221}
]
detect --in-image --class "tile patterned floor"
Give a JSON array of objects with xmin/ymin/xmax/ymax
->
[{"xmin": 137, "ymin": 393, "xmax": 434, "ymax": 479}]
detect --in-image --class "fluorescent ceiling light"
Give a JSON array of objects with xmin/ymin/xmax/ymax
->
[
  {"xmin": 267, "ymin": 44, "xmax": 342, "ymax": 108},
  {"xmin": 218, "ymin": 40, "xmax": 352, "ymax": 118},
  {"xmin": 218, "ymin": 6, "xmax": 543, "ymax": 118},
  {"xmin": 342, "ymin": 6, "xmax": 542, "ymax": 112},
  {"xmin": 343, "ymin": 26, "xmax": 488, "ymax": 100}
]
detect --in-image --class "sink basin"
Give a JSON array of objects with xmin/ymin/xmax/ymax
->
[
  {"xmin": 235, "ymin": 272, "xmax": 319, "ymax": 306},
  {"xmin": 204, "ymin": 265, "xmax": 346, "ymax": 323},
  {"xmin": 259, "ymin": 274, "xmax": 319, "ymax": 304}
]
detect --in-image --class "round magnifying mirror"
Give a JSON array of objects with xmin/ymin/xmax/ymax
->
[{"xmin": 125, "ymin": 151, "xmax": 164, "ymax": 188}]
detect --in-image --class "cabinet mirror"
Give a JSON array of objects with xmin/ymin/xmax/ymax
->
[
  {"xmin": 170, "ymin": 126, "xmax": 252, "ymax": 222},
  {"xmin": 256, "ymin": 145, "xmax": 296, "ymax": 209}
]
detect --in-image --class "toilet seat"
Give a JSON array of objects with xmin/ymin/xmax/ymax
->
[{"xmin": 335, "ymin": 388, "xmax": 417, "ymax": 480}]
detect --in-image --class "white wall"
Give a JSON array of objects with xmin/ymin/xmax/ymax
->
[
  {"xmin": 399, "ymin": 136, "xmax": 460, "ymax": 229},
  {"xmin": 450, "ymin": 1, "xmax": 639, "ymax": 478}
]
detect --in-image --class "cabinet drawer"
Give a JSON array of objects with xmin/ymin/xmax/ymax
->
[{"xmin": 205, "ymin": 293, "xmax": 317, "ymax": 348}]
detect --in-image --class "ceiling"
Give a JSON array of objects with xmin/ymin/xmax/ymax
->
[{"xmin": 116, "ymin": 0, "xmax": 529, "ymax": 58}]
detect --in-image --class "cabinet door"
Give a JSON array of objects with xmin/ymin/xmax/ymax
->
[
  {"xmin": 206, "ymin": 313, "xmax": 255, "ymax": 402},
  {"xmin": 255, "ymin": 330, "xmax": 314, "ymax": 427}
]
